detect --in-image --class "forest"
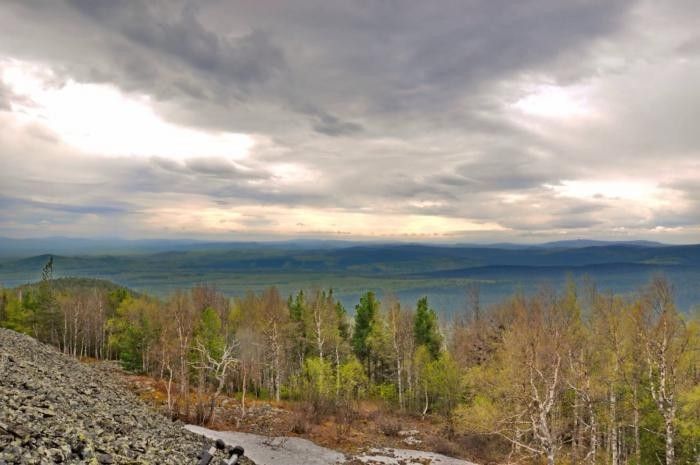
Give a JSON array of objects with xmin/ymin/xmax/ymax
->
[
  {"xmin": 3, "ymin": 242, "xmax": 700, "ymax": 313},
  {"xmin": 0, "ymin": 258, "xmax": 698, "ymax": 465}
]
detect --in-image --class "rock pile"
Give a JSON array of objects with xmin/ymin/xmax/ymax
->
[{"xmin": 0, "ymin": 328, "xmax": 253, "ymax": 464}]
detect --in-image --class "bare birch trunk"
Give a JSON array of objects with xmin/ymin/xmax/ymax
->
[
  {"xmin": 610, "ymin": 386, "xmax": 618, "ymax": 465},
  {"xmin": 397, "ymin": 357, "xmax": 404, "ymax": 411},
  {"xmin": 664, "ymin": 410, "xmax": 675, "ymax": 465},
  {"xmin": 241, "ymin": 365, "xmax": 247, "ymax": 416},
  {"xmin": 633, "ymin": 384, "xmax": 640, "ymax": 465},
  {"xmin": 165, "ymin": 365, "xmax": 174, "ymax": 417}
]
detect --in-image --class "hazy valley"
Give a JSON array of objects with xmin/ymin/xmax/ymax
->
[{"xmin": 2, "ymin": 239, "xmax": 699, "ymax": 314}]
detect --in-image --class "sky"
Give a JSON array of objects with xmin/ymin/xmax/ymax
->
[{"xmin": 0, "ymin": 0, "xmax": 699, "ymax": 243}]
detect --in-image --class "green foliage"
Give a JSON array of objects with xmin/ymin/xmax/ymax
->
[
  {"xmin": 1, "ymin": 277, "xmax": 130, "ymax": 354},
  {"xmin": 413, "ymin": 296, "xmax": 442, "ymax": 359},
  {"xmin": 304, "ymin": 357, "xmax": 334, "ymax": 394},
  {"xmin": 193, "ymin": 307, "xmax": 224, "ymax": 360},
  {"xmin": 0, "ymin": 293, "xmax": 31, "ymax": 333},
  {"xmin": 637, "ymin": 390, "xmax": 665, "ymax": 464},
  {"xmin": 335, "ymin": 301, "xmax": 350, "ymax": 341},
  {"xmin": 108, "ymin": 287, "xmax": 130, "ymax": 311},
  {"xmin": 338, "ymin": 357, "xmax": 369, "ymax": 400},
  {"xmin": 288, "ymin": 290, "xmax": 306, "ymax": 322},
  {"xmin": 678, "ymin": 384, "xmax": 700, "ymax": 461},
  {"xmin": 425, "ymin": 352, "xmax": 462, "ymax": 415},
  {"xmin": 107, "ymin": 296, "xmax": 160, "ymax": 372},
  {"xmin": 413, "ymin": 344, "xmax": 432, "ymax": 383},
  {"xmin": 24, "ymin": 256, "xmax": 61, "ymax": 342},
  {"xmin": 287, "ymin": 289, "xmax": 310, "ymax": 365},
  {"xmin": 352, "ymin": 291, "xmax": 380, "ymax": 362},
  {"xmin": 371, "ymin": 382, "xmax": 396, "ymax": 403},
  {"xmin": 5, "ymin": 265, "xmax": 700, "ymax": 465},
  {"xmin": 676, "ymin": 317, "xmax": 700, "ymax": 463},
  {"xmin": 0, "ymin": 290, "xmax": 5, "ymax": 325},
  {"xmin": 454, "ymin": 394, "xmax": 500, "ymax": 434},
  {"xmin": 366, "ymin": 313, "xmax": 391, "ymax": 363},
  {"xmin": 412, "ymin": 346, "xmax": 461, "ymax": 415},
  {"xmin": 561, "ymin": 275, "xmax": 581, "ymax": 321}
]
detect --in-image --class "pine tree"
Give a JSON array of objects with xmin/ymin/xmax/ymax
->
[
  {"xmin": 414, "ymin": 296, "xmax": 442, "ymax": 359},
  {"xmin": 352, "ymin": 291, "xmax": 380, "ymax": 369},
  {"xmin": 33, "ymin": 256, "xmax": 60, "ymax": 344}
]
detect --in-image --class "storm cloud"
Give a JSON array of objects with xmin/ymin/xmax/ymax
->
[{"xmin": 1, "ymin": 0, "xmax": 699, "ymax": 242}]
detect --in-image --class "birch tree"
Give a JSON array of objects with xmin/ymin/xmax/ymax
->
[{"xmin": 637, "ymin": 277, "xmax": 690, "ymax": 465}]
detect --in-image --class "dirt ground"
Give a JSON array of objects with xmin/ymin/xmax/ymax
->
[{"xmin": 119, "ymin": 371, "xmax": 499, "ymax": 465}]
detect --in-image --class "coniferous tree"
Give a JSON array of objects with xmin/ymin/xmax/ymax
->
[
  {"xmin": 414, "ymin": 296, "xmax": 442, "ymax": 359},
  {"xmin": 32, "ymin": 256, "xmax": 60, "ymax": 344},
  {"xmin": 352, "ymin": 291, "xmax": 380, "ymax": 373},
  {"xmin": 288, "ymin": 290, "xmax": 309, "ymax": 369}
]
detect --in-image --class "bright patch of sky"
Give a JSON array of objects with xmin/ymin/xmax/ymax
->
[
  {"xmin": 512, "ymin": 84, "xmax": 595, "ymax": 119},
  {"xmin": 1, "ymin": 59, "xmax": 253, "ymax": 161}
]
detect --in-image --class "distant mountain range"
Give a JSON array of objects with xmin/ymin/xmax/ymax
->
[
  {"xmin": 474, "ymin": 239, "xmax": 666, "ymax": 249},
  {"xmin": 0, "ymin": 236, "xmax": 363, "ymax": 258},
  {"xmin": 1, "ymin": 238, "xmax": 698, "ymax": 313},
  {"xmin": 0, "ymin": 236, "xmax": 672, "ymax": 258}
]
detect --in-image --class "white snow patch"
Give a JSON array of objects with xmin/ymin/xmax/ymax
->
[
  {"xmin": 185, "ymin": 425, "xmax": 478, "ymax": 465},
  {"xmin": 356, "ymin": 447, "xmax": 477, "ymax": 465},
  {"xmin": 185, "ymin": 425, "xmax": 346, "ymax": 465}
]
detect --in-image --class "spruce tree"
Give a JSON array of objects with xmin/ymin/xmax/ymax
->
[
  {"xmin": 352, "ymin": 291, "xmax": 379, "ymax": 366},
  {"xmin": 413, "ymin": 296, "xmax": 442, "ymax": 359}
]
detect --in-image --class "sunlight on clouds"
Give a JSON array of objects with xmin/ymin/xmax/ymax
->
[
  {"xmin": 546, "ymin": 179, "xmax": 688, "ymax": 216},
  {"xmin": 512, "ymin": 84, "xmax": 594, "ymax": 119},
  {"xmin": 146, "ymin": 204, "xmax": 506, "ymax": 237},
  {"xmin": 409, "ymin": 200, "xmax": 445, "ymax": 209},
  {"xmin": 0, "ymin": 59, "xmax": 253, "ymax": 160},
  {"xmin": 499, "ymin": 193, "xmax": 529, "ymax": 204},
  {"xmin": 268, "ymin": 163, "xmax": 318, "ymax": 185},
  {"xmin": 548, "ymin": 179, "xmax": 657, "ymax": 202}
]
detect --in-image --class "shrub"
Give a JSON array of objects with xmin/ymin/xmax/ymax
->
[
  {"xmin": 290, "ymin": 406, "xmax": 311, "ymax": 434},
  {"xmin": 378, "ymin": 418, "xmax": 401, "ymax": 436},
  {"xmin": 428, "ymin": 436, "xmax": 460, "ymax": 458}
]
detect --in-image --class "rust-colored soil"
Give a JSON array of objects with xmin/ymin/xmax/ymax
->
[{"xmin": 117, "ymin": 370, "xmax": 493, "ymax": 464}]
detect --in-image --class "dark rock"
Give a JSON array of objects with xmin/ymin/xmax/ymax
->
[
  {"xmin": 97, "ymin": 453, "xmax": 113, "ymax": 464},
  {"xmin": 0, "ymin": 328, "xmax": 255, "ymax": 465}
]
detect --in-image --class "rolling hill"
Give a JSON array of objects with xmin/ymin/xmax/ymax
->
[{"xmin": 1, "ymin": 241, "xmax": 698, "ymax": 313}]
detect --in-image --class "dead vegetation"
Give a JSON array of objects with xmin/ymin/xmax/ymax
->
[{"xmin": 119, "ymin": 367, "xmax": 497, "ymax": 463}]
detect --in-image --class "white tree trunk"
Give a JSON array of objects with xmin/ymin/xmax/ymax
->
[
  {"xmin": 665, "ymin": 411, "xmax": 675, "ymax": 465},
  {"xmin": 610, "ymin": 386, "xmax": 618, "ymax": 465}
]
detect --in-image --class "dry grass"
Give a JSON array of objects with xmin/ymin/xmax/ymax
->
[
  {"xmin": 114, "ymin": 367, "xmax": 506, "ymax": 462},
  {"xmin": 377, "ymin": 417, "xmax": 401, "ymax": 436}
]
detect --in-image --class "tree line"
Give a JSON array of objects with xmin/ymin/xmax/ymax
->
[{"xmin": 0, "ymin": 261, "xmax": 698, "ymax": 465}]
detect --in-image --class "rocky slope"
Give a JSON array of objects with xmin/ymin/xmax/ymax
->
[{"xmin": 0, "ymin": 328, "xmax": 253, "ymax": 464}]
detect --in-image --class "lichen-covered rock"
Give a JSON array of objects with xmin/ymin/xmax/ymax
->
[{"xmin": 0, "ymin": 328, "xmax": 254, "ymax": 464}]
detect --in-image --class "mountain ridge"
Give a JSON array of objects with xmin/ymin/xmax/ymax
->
[
  {"xmin": 2, "ymin": 243, "xmax": 700, "ymax": 313},
  {"xmin": 0, "ymin": 235, "xmax": 679, "ymax": 258}
]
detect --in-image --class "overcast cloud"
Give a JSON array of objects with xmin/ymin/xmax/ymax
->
[{"xmin": 0, "ymin": 0, "xmax": 699, "ymax": 242}]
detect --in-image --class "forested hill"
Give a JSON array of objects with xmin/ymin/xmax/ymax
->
[
  {"xmin": 1, "ymin": 242, "xmax": 700, "ymax": 312},
  {"xmin": 3, "ymin": 243, "xmax": 700, "ymax": 273},
  {"xmin": 15, "ymin": 276, "xmax": 130, "ymax": 294}
]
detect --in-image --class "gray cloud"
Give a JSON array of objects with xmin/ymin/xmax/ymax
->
[
  {"xmin": 0, "ymin": 0, "xmax": 634, "ymax": 133},
  {"xmin": 70, "ymin": 1, "xmax": 286, "ymax": 90},
  {"xmin": 183, "ymin": 158, "xmax": 268, "ymax": 179},
  {"xmin": 308, "ymin": 110, "xmax": 364, "ymax": 137},
  {"xmin": 0, "ymin": 195, "xmax": 127, "ymax": 215},
  {"xmin": 0, "ymin": 82, "xmax": 10, "ymax": 111},
  {"xmin": 1, "ymin": 0, "xmax": 699, "ymax": 242}
]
